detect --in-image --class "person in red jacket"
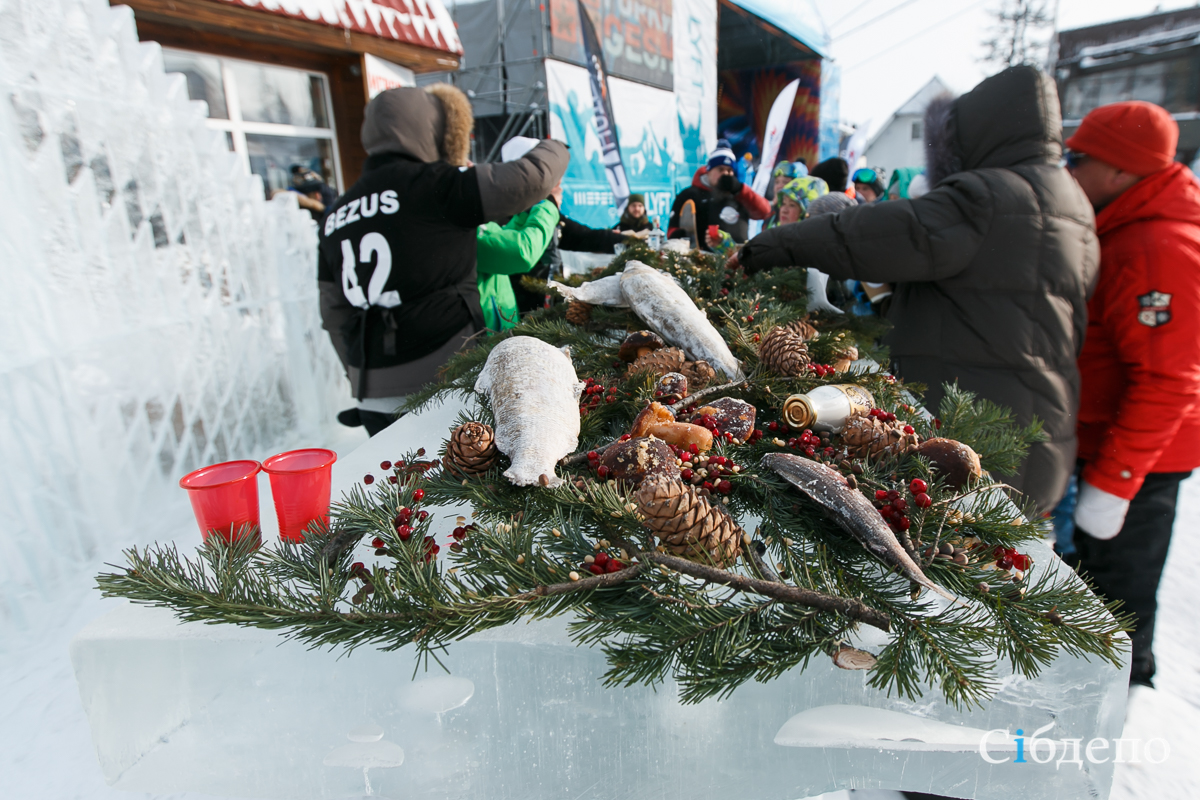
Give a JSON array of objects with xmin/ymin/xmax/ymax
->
[
  {"xmin": 667, "ymin": 139, "xmax": 770, "ymax": 246},
  {"xmin": 1066, "ymin": 101, "xmax": 1200, "ymax": 688}
]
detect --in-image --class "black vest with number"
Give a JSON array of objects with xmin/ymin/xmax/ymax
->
[{"xmin": 317, "ymin": 153, "xmax": 484, "ymax": 371}]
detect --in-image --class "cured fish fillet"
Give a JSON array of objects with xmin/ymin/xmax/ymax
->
[
  {"xmin": 474, "ymin": 337, "xmax": 584, "ymax": 488},
  {"xmin": 762, "ymin": 453, "xmax": 958, "ymax": 603}
]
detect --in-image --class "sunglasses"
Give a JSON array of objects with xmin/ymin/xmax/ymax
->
[
  {"xmin": 1064, "ymin": 151, "xmax": 1089, "ymax": 169},
  {"xmin": 852, "ymin": 168, "xmax": 879, "ymax": 185}
]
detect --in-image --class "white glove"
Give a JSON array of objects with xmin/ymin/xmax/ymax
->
[
  {"xmin": 1074, "ymin": 481, "xmax": 1131, "ymax": 540},
  {"xmin": 806, "ymin": 269, "xmax": 844, "ymax": 314}
]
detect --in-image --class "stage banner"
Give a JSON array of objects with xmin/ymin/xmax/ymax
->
[
  {"xmin": 751, "ymin": 78, "xmax": 800, "ymax": 198},
  {"xmin": 818, "ymin": 59, "xmax": 842, "ymax": 162},
  {"xmin": 672, "ymin": 0, "xmax": 717, "ymax": 194},
  {"xmin": 717, "ymin": 60, "xmax": 822, "ymax": 171},
  {"xmin": 550, "ymin": 0, "xmax": 674, "ymax": 90},
  {"xmin": 546, "ymin": 59, "xmax": 683, "ymax": 229},
  {"xmin": 579, "ymin": 0, "xmax": 631, "ymax": 214}
]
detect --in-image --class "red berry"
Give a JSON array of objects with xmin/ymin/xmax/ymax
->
[
  {"xmin": 875, "ymin": 490, "xmax": 889, "ymax": 501},
  {"xmin": 804, "ymin": 446, "xmax": 816, "ymax": 457},
  {"xmin": 594, "ymin": 552, "xmax": 610, "ymax": 566},
  {"xmin": 587, "ymin": 451, "xmax": 599, "ymax": 461},
  {"xmin": 396, "ymin": 524, "xmax": 413, "ymax": 541},
  {"xmin": 351, "ymin": 562, "xmax": 365, "ymax": 573},
  {"xmin": 893, "ymin": 498, "xmax": 908, "ymax": 512},
  {"xmin": 1012, "ymin": 553, "xmax": 1031, "ymax": 571},
  {"xmin": 681, "ymin": 468, "xmax": 694, "ymax": 481},
  {"xmin": 372, "ymin": 537, "xmax": 385, "ymax": 549},
  {"xmin": 934, "ymin": 418, "xmax": 942, "ymax": 429},
  {"xmin": 389, "ymin": 475, "xmax": 398, "ymax": 484},
  {"xmin": 997, "ymin": 556, "xmax": 1014, "ymax": 571},
  {"xmin": 597, "ymin": 465, "xmax": 612, "ymax": 479},
  {"xmin": 768, "ymin": 421, "xmax": 779, "ymax": 431},
  {"xmin": 450, "ymin": 542, "xmax": 463, "ymax": 552},
  {"xmin": 412, "ymin": 488, "xmax": 425, "ymax": 501},
  {"xmin": 419, "ymin": 510, "xmax": 429, "ymax": 521},
  {"xmin": 887, "ymin": 490, "xmax": 901, "ymax": 501},
  {"xmin": 452, "ymin": 526, "xmax": 467, "ymax": 540},
  {"xmin": 880, "ymin": 505, "xmax": 895, "ymax": 517},
  {"xmin": 394, "ymin": 459, "xmax": 405, "ymax": 469},
  {"xmin": 914, "ymin": 492, "xmax": 932, "ymax": 508},
  {"xmin": 589, "ymin": 564, "xmax": 605, "ymax": 575},
  {"xmin": 380, "ymin": 461, "xmax": 392, "ymax": 470},
  {"xmin": 364, "ymin": 474, "xmax": 375, "ymax": 484},
  {"xmin": 902, "ymin": 425, "xmax": 915, "ymax": 435},
  {"xmin": 702, "ymin": 481, "xmax": 713, "ymax": 491},
  {"xmin": 621, "ymin": 434, "xmax": 632, "ymax": 441},
  {"xmin": 886, "ymin": 412, "xmax": 897, "ymax": 422},
  {"xmin": 396, "ymin": 507, "xmax": 412, "ymax": 524},
  {"xmin": 896, "ymin": 517, "xmax": 911, "ymax": 531},
  {"xmin": 690, "ymin": 444, "xmax": 699, "ymax": 454},
  {"xmin": 909, "ymin": 478, "xmax": 928, "ymax": 494},
  {"xmin": 606, "ymin": 559, "xmax": 624, "ymax": 573},
  {"xmin": 716, "ymin": 479, "xmax": 732, "ymax": 495}
]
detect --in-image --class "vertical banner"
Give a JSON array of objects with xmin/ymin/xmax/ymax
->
[
  {"xmin": 818, "ymin": 60, "xmax": 841, "ymax": 162},
  {"xmin": 750, "ymin": 79, "xmax": 801, "ymax": 198},
  {"xmin": 673, "ymin": 0, "xmax": 717, "ymax": 195},
  {"xmin": 578, "ymin": 0, "xmax": 631, "ymax": 214}
]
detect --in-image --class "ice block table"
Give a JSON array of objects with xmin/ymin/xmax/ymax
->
[{"xmin": 71, "ymin": 399, "xmax": 1129, "ymax": 800}]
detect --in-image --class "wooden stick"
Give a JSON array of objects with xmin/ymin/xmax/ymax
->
[{"xmin": 670, "ymin": 380, "xmax": 747, "ymax": 410}]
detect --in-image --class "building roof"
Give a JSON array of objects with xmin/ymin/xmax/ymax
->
[
  {"xmin": 867, "ymin": 76, "xmax": 949, "ymax": 149},
  {"xmin": 725, "ymin": 0, "xmax": 830, "ymax": 58},
  {"xmin": 212, "ymin": 0, "xmax": 464, "ymax": 56},
  {"xmin": 1056, "ymin": 6, "xmax": 1200, "ymax": 65}
]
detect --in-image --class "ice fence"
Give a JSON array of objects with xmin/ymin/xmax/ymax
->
[{"xmin": 0, "ymin": 0, "xmax": 348, "ymax": 624}]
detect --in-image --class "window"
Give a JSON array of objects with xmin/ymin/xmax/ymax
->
[
  {"xmin": 911, "ymin": 121, "xmax": 922, "ymax": 140},
  {"xmin": 1062, "ymin": 56, "xmax": 1198, "ymax": 119},
  {"xmin": 163, "ymin": 49, "xmax": 342, "ymax": 197}
]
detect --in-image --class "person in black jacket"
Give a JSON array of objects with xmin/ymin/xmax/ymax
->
[
  {"xmin": 730, "ymin": 67, "xmax": 1099, "ymax": 513},
  {"xmin": 317, "ymin": 85, "xmax": 569, "ymax": 435}
]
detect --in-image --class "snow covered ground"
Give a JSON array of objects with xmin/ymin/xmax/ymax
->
[{"xmin": 3, "ymin": 464, "xmax": 1197, "ymax": 800}]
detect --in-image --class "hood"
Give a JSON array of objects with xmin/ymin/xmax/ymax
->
[
  {"xmin": 925, "ymin": 66, "xmax": 1062, "ymax": 184},
  {"xmin": 361, "ymin": 83, "xmax": 473, "ymax": 166},
  {"xmin": 1096, "ymin": 162, "xmax": 1200, "ymax": 237},
  {"xmin": 691, "ymin": 166, "xmax": 712, "ymax": 191}
]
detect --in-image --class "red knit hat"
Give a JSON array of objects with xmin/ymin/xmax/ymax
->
[{"xmin": 1066, "ymin": 101, "xmax": 1178, "ymax": 176}]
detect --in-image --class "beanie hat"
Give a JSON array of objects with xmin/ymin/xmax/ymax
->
[
  {"xmin": 1066, "ymin": 101, "xmax": 1178, "ymax": 176},
  {"xmin": 627, "ymin": 192, "xmax": 645, "ymax": 205},
  {"xmin": 707, "ymin": 139, "xmax": 736, "ymax": 170},
  {"xmin": 810, "ymin": 157, "xmax": 850, "ymax": 192},
  {"xmin": 777, "ymin": 176, "xmax": 829, "ymax": 214},
  {"xmin": 807, "ymin": 192, "xmax": 856, "ymax": 217},
  {"xmin": 773, "ymin": 161, "xmax": 808, "ymax": 180}
]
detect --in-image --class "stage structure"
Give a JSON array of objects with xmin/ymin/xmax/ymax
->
[{"xmin": 430, "ymin": 0, "xmax": 840, "ymax": 228}]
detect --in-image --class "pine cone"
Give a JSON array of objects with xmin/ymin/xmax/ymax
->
[
  {"xmin": 681, "ymin": 359, "xmax": 716, "ymax": 389},
  {"xmin": 566, "ymin": 300, "xmax": 592, "ymax": 326},
  {"xmin": 758, "ymin": 326, "xmax": 810, "ymax": 377},
  {"xmin": 840, "ymin": 412, "xmax": 920, "ymax": 460},
  {"xmin": 444, "ymin": 422, "xmax": 499, "ymax": 478},
  {"xmin": 627, "ymin": 346, "xmax": 686, "ymax": 378},
  {"xmin": 787, "ymin": 318, "xmax": 819, "ymax": 342},
  {"xmin": 636, "ymin": 476, "xmax": 743, "ymax": 567}
]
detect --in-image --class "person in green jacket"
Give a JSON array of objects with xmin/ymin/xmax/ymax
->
[{"xmin": 476, "ymin": 190, "xmax": 561, "ymax": 330}]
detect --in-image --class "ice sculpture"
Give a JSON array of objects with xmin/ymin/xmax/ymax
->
[
  {"xmin": 71, "ymin": 399, "xmax": 1131, "ymax": 800},
  {"xmin": 0, "ymin": 0, "xmax": 348, "ymax": 622}
]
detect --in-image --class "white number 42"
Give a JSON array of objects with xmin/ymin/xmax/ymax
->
[{"xmin": 340, "ymin": 233, "xmax": 400, "ymax": 309}]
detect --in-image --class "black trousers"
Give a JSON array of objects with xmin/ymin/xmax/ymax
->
[
  {"xmin": 1073, "ymin": 470, "xmax": 1190, "ymax": 687},
  {"xmin": 337, "ymin": 408, "xmax": 400, "ymax": 438}
]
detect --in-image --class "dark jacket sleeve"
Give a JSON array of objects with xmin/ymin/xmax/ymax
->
[
  {"xmin": 740, "ymin": 172, "xmax": 994, "ymax": 281},
  {"xmin": 317, "ymin": 247, "xmax": 354, "ymax": 368},
  {"xmin": 559, "ymin": 216, "xmax": 625, "ymax": 253},
  {"xmin": 474, "ymin": 140, "xmax": 570, "ymax": 222}
]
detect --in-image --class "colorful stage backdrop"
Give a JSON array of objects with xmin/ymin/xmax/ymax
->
[
  {"xmin": 547, "ymin": 0, "xmax": 717, "ymax": 229},
  {"xmin": 717, "ymin": 60, "xmax": 822, "ymax": 172}
]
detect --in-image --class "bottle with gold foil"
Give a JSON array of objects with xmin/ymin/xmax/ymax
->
[{"xmin": 781, "ymin": 385, "xmax": 875, "ymax": 432}]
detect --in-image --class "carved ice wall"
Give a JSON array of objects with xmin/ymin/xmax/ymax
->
[{"xmin": 0, "ymin": 0, "xmax": 349, "ymax": 623}]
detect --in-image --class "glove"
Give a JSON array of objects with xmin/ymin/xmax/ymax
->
[
  {"xmin": 1073, "ymin": 481, "xmax": 1131, "ymax": 540},
  {"xmin": 716, "ymin": 173, "xmax": 743, "ymax": 194}
]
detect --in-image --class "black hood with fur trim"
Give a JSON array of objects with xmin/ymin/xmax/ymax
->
[
  {"xmin": 924, "ymin": 65, "xmax": 1063, "ymax": 186},
  {"xmin": 739, "ymin": 65, "xmax": 1098, "ymax": 513}
]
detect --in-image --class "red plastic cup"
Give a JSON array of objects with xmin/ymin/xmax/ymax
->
[
  {"xmin": 261, "ymin": 448, "xmax": 338, "ymax": 542},
  {"xmin": 179, "ymin": 460, "xmax": 262, "ymax": 544}
]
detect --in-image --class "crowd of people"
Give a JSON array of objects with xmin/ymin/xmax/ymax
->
[{"xmin": 314, "ymin": 68, "xmax": 1200, "ymax": 690}]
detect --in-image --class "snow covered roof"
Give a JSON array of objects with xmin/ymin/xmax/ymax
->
[{"xmin": 212, "ymin": 0, "xmax": 464, "ymax": 56}]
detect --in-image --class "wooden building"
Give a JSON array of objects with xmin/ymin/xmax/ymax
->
[{"xmin": 116, "ymin": 0, "xmax": 463, "ymax": 194}]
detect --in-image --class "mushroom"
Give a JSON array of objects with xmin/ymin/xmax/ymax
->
[{"xmin": 618, "ymin": 331, "xmax": 666, "ymax": 362}]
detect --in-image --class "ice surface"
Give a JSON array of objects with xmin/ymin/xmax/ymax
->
[
  {"xmin": 0, "ymin": 0, "xmax": 350, "ymax": 627},
  {"xmin": 69, "ymin": 397, "xmax": 1132, "ymax": 800}
]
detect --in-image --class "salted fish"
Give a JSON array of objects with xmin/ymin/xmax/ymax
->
[
  {"xmin": 474, "ymin": 336, "xmax": 584, "ymax": 488},
  {"xmin": 549, "ymin": 262, "xmax": 743, "ymax": 381},
  {"xmin": 762, "ymin": 453, "xmax": 957, "ymax": 603}
]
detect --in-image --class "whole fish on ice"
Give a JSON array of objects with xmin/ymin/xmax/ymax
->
[
  {"xmin": 762, "ymin": 453, "xmax": 958, "ymax": 603},
  {"xmin": 549, "ymin": 262, "xmax": 743, "ymax": 381},
  {"xmin": 474, "ymin": 337, "xmax": 584, "ymax": 487}
]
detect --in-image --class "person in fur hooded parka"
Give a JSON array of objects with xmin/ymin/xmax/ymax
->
[
  {"xmin": 318, "ymin": 84, "xmax": 569, "ymax": 435},
  {"xmin": 731, "ymin": 66, "xmax": 1100, "ymax": 513}
]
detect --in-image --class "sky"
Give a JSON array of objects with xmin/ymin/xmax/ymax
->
[{"xmin": 810, "ymin": 0, "xmax": 1198, "ymax": 139}]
